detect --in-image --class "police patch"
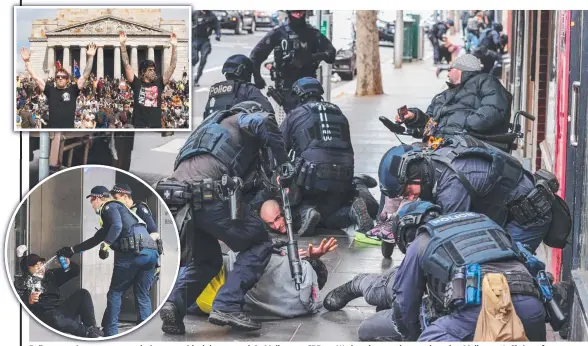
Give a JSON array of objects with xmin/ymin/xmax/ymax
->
[
  {"xmin": 209, "ymin": 97, "xmax": 216, "ymax": 107},
  {"xmin": 142, "ymin": 207, "xmax": 148, "ymax": 214},
  {"xmin": 105, "ymin": 206, "xmax": 109, "ymax": 210},
  {"xmin": 209, "ymin": 83, "xmax": 233, "ymax": 96}
]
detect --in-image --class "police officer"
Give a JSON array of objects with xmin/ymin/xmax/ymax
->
[
  {"xmin": 156, "ymin": 101, "xmax": 291, "ymax": 334},
  {"xmin": 250, "ymin": 10, "xmax": 336, "ymax": 113},
  {"xmin": 110, "ymin": 184, "xmax": 157, "ymax": 236},
  {"xmin": 390, "ymin": 202, "xmax": 547, "ymax": 341},
  {"xmin": 56, "ymin": 186, "xmax": 160, "ymax": 336},
  {"xmin": 193, "ymin": 10, "xmax": 221, "ymax": 86},
  {"xmin": 203, "ymin": 54, "xmax": 274, "ymax": 119},
  {"xmin": 473, "ymin": 23, "xmax": 505, "ymax": 77},
  {"xmin": 429, "ymin": 19, "xmax": 454, "ymax": 64},
  {"xmin": 377, "ymin": 138, "xmax": 554, "ymax": 253},
  {"xmin": 280, "ymin": 77, "xmax": 373, "ymax": 235}
]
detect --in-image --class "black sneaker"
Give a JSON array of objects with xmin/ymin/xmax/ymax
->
[
  {"xmin": 298, "ymin": 207, "xmax": 321, "ymax": 237},
  {"xmin": 85, "ymin": 326, "xmax": 104, "ymax": 338},
  {"xmin": 323, "ymin": 278, "xmax": 364, "ymax": 311},
  {"xmin": 160, "ymin": 302, "xmax": 186, "ymax": 335},
  {"xmin": 208, "ymin": 310, "xmax": 261, "ymax": 331},
  {"xmin": 350, "ymin": 197, "xmax": 373, "ymax": 233}
]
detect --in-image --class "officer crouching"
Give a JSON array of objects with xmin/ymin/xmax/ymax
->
[
  {"xmin": 57, "ymin": 186, "xmax": 159, "ymax": 336},
  {"xmin": 203, "ymin": 54, "xmax": 274, "ymax": 119},
  {"xmin": 390, "ymin": 201, "xmax": 551, "ymax": 341},
  {"xmin": 156, "ymin": 101, "xmax": 291, "ymax": 334}
]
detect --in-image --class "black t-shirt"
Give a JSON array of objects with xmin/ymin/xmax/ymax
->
[
  {"xmin": 131, "ymin": 75, "xmax": 164, "ymax": 128},
  {"xmin": 43, "ymin": 83, "xmax": 80, "ymax": 129}
]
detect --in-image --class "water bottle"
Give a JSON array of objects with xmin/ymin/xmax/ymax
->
[{"xmin": 58, "ymin": 256, "xmax": 70, "ymax": 272}]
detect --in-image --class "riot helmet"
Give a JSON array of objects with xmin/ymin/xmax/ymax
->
[
  {"xmin": 446, "ymin": 19, "xmax": 454, "ymax": 27},
  {"xmin": 286, "ymin": 10, "xmax": 308, "ymax": 32},
  {"xmin": 222, "ymin": 54, "xmax": 254, "ymax": 82},
  {"xmin": 494, "ymin": 23, "xmax": 503, "ymax": 33},
  {"xmin": 393, "ymin": 200, "xmax": 442, "ymax": 254},
  {"xmin": 230, "ymin": 101, "xmax": 264, "ymax": 114},
  {"xmin": 378, "ymin": 144, "xmax": 423, "ymax": 198},
  {"xmin": 291, "ymin": 77, "xmax": 324, "ymax": 103}
]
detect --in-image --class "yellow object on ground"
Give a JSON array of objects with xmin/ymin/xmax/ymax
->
[
  {"xmin": 195, "ymin": 265, "xmax": 226, "ymax": 313},
  {"xmin": 354, "ymin": 232, "xmax": 382, "ymax": 245}
]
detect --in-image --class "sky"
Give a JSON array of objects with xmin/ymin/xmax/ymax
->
[{"xmin": 15, "ymin": 8, "xmax": 189, "ymax": 73}]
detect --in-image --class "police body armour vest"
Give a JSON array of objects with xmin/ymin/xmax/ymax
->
[
  {"xmin": 431, "ymin": 135, "xmax": 525, "ymax": 225},
  {"xmin": 204, "ymin": 81, "xmax": 239, "ymax": 117},
  {"xmin": 419, "ymin": 212, "xmax": 519, "ymax": 308},
  {"xmin": 100, "ymin": 200, "xmax": 150, "ymax": 249},
  {"xmin": 296, "ymin": 101, "xmax": 352, "ymax": 154},
  {"xmin": 174, "ymin": 110, "xmax": 257, "ymax": 177}
]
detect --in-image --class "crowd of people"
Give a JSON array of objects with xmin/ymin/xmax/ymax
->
[
  {"xmin": 16, "ymin": 73, "xmax": 190, "ymax": 129},
  {"xmin": 151, "ymin": 9, "xmax": 572, "ymax": 342},
  {"xmin": 427, "ymin": 10, "xmax": 506, "ymax": 78}
]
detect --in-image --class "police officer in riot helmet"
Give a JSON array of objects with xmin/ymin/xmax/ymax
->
[
  {"xmin": 250, "ymin": 10, "xmax": 336, "ymax": 113},
  {"xmin": 56, "ymin": 186, "xmax": 160, "ymax": 336},
  {"xmin": 157, "ymin": 101, "xmax": 293, "ymax": 334},
  {"xmin": 280, "ymin": 77, "xmax": 373, "ymax": 236},
  {"xmin": 203, "ymin": 54, "xmax": 274, "ymax": 119},
  {"xmin": 389, "ymin": 201, "xmax": 547, "ymax": 341},
  {"xmin": 377, "ymin": 139, "xmax": 557, "ymax": 253},
  {"xmin": 193, "ymin": 10, "xmax": 221, "ymax": 86}
]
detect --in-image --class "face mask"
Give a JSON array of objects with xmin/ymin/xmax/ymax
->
[{"xmin": 288, "ymin": 15, "xmax": 306, "ymax": 31}]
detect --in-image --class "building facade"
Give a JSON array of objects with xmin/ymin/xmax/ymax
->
[{"xmin": 27, "ymin": 9, "xmax": 189, "ymax": 81}]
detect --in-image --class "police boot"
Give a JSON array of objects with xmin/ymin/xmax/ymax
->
[
  {"xmin": 323, "ymin": 274, "xmax": 367, "ymax": 311},
  {"xmin": 353, "ymin": 174, "xmax": 377, "ymax": 189},
  {"xmin": 350, "ymin": 198, "xmax": 373, "ymax": 234},
  {"xmin": 208, "ymin": 310, "xmax": 262, "ymax": 331},
  {"xmin": 85, "ymin": 326, "xmax": 104, "ymax": 338},
  {"xmin": 353, "ymin": 177, "xmax": 379, "ymax": 218},
  {"xmin": 298, "ymin": 206, "xmax": 321, "ymax": 237},
  {"xmin": 160, "ymin": 302, "xmax": 186, "ymax": 335}
]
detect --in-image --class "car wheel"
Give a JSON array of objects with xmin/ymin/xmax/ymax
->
[
  {"xmin": 340, "ymin": 72, "xmax": 354, "ymax": 80},
  {"xmin": 235, "ymin": 20, "xmax": 243, "ymax": 35},
  {"xmin": 248, "ymin": 20, "xmax": 255, "ymax": 34}
]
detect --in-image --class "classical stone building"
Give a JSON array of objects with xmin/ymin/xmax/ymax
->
[{"xmin": 27, "ymin": 8, "xmax": 189, "ymax": 81}]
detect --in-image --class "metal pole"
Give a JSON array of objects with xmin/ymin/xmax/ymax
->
[
  {"xmin": 394, "ymin": 10, "xmax": 404, "ymax": 68},
  {"xmin": 324, "ymin": 10, "xmax": 332, "ymax": 102},
  {"xmin": 39, "ymin": 132, "xmax": 50, "ymax": 181}
]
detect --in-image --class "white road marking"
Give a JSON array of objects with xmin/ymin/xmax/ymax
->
[{"xmin": 151, "ymin": 139, "xmax": 187, "ymax": 154}]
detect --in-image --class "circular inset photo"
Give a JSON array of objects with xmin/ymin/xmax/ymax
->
[{"xmin": 5, "ymin": 165, "xmax": 180, "ymax": 341}]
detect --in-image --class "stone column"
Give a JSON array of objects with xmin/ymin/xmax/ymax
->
[
  {"xmin": 163, "ymin": 46, "xmax": 170, "ymax": 72},
  {"xmin": 114, "ymin": 46, "xmax": 121, "ymax": 80},
  {"xmin": 97, "ymin": 46, "xmax": 104, "ymax": 79},
  {"xmin": 62, "ymin": 46, "xmax": 70, "ymax": 73},
  {"xmin": 131, "ymin": 46, "xmax": 138, "ymax": 76},
  {"xmin": 148, "ymin": 46, "xmax": 155, "ymax": 62},
  {"xmin": 80, "ymin": 46, "xmax": 87, "ymax": 76},
  {"xmin": 47, "ymin": 46, "xmax": 55, "ymax": 77}
]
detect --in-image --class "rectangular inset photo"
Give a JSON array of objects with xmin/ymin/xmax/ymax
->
[{"xmin": 14, "ymin": 6, "xmax": 192, "ymax": 131}]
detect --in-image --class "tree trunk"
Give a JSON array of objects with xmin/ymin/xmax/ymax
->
[{"xmin": 355, "ymin": 10, "xmax": 383, "ymax": 96}]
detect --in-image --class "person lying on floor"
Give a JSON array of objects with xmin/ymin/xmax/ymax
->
[
  {"xmin": 14, "ymin": 253, "xmax": 103, "ymax": 338},
  {"xmin": 185, "ymin": 237, "xmax": 338, "ymax": 319}
]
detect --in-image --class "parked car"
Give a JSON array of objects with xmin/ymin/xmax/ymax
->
[
  {"xmin": 212, "ymin": 10, "xmax": 255, "ymax": 34},
  {"xmin": 333, "ymin": 38, "xmax": 357, "ymax": 80},
  {"xmin": 377, "ymin": 19, "xmax": 395, "ymax": 44},
  {"xmin": 254, "ymin": 10, "xmax": 275, "ymax": 28}
]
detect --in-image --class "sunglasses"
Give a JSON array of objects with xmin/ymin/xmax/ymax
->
[{"xmin": 55, "ymin": 75, "xmax": 68, "ymax": 80}]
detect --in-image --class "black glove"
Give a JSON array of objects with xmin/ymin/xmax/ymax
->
[
  {"xmin": 254, "ymin": 76, "xmax": 266, "ymax": 90},
  {"xmin": 277, "ymin": 162, "xmax": 296, "ymax": 188},
  {"xmin": 215, "ymin": 36, "xmax": 221, "ymax": 41},
  {"xmin": 271, "ymin": 240, "xmax": 288, "ymax": 255},
  {"xmin": 99, "ymin": 244, "xmax": 109, "ymax": 260},
  {"xmin": 56, "ymin": 246, "xmax": 75, "ymax": 258}
]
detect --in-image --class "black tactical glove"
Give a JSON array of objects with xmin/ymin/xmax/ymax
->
[
  {"xmin": 215, "ymin": 36, "xmax": 221, "ymax": 41},
  {"xmin": 99, "ymin": 243, "xmax": 109, "ymax": 260},
  {"xmin": 254, "ymin": 75, "xmax": 266, "ymax": 90},
  {"xmin": 271, "ymin": 240, "xmax": 288, "ymax": 255},
  {"xmin": 56, "ymin": 246, "xmax": 75, "ymax": 258},
  {"xmin": 277, "ymin": 162, "xmax": 296, "ymax": 188}
]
